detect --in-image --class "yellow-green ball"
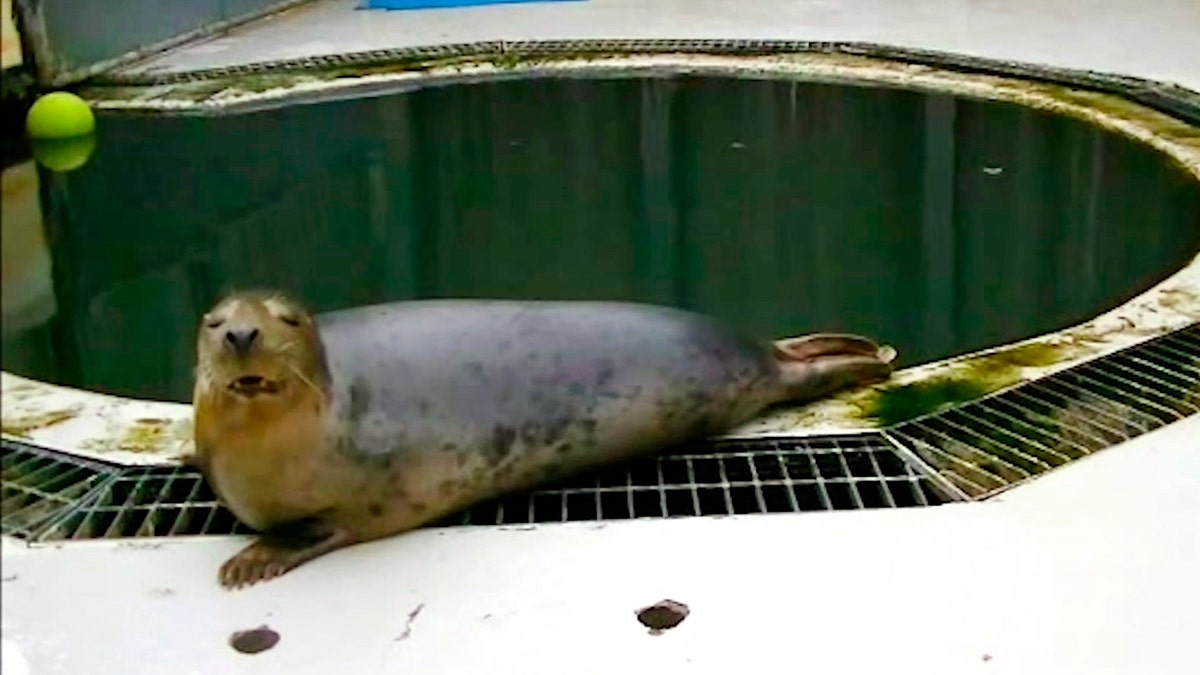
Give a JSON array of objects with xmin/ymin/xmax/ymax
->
[
  {"xmin": 32, "ymin": 135, "xmax": 96, "ymax": 172},
  {"xmin": 26, "ymin": 92, "xmax": 96, "ymax": 140}
]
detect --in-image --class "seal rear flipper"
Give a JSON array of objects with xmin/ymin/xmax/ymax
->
[
  {"xmin": 219, "ymin": 520, "xmax": 356, "ymax": 590},
  {"xmin": 773, "ymin": 338, "xmax": 898, "ymax": 405},
  {"xmin": 772, "ymin": 333, "xmax": 890, "ymax": 362}
]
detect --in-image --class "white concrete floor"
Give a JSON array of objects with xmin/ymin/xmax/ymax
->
[
  {"xmin": 2, "ymin": 417, "xmax": 1198, "ymax": 675},
  {"xmin": 121, "ymin": 0, "xmax": 1200, "ymax": 91}
]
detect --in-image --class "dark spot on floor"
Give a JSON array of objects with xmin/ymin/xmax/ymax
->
[
  {"xmin": 636, "ymin": 600, "xmax": 689, "ymax": 633},
  {"xmin": 229, "ymin": 626, "xmax": 280, "ymax": 654},
  {"xmin": 417, "ymin": 399, "xmax": 432, "ymax": 416},
  {"xmin": 465, "ymin": 361, "xmax": 486, "ymax": 379},
  {"xmin": 568, "ymin": 382, "xmax": 586, "ymax": 396},
  {"xmin": 368, "ymin": 503, "xmax": 384, "ymax": 517},
  {"xmin": 396, "ymin": 603, "xmax": 425, "ymax": 641}
]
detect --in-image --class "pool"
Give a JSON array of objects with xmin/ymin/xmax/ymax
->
[
  {"xmin": 2, "ymin": 51, "xmax": 1198, "ymax": 529},
  {"xmin": 4, "ymin": 67, "xmax": 1198, "ymax": 406}
]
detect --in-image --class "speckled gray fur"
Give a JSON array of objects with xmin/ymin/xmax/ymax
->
[{"xmin": 315, "ymin": 300, "xmax": 784, "ymax": 497}]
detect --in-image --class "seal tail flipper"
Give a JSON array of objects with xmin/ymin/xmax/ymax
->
[{"xmin": 771, "ymin": 334, "xmax": 898, "ymax": 404}]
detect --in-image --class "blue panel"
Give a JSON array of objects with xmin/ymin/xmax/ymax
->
[{"xmin": 359, "ymin": 0, "xmax": 584, "ymax": 11}]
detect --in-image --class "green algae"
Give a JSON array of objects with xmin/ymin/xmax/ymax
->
[{"xmin": 861, "ymin": 341, "xmax": 1074, "ymax": 427}]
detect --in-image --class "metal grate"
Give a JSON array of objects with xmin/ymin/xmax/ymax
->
[
  {"xmin": 1, "ymin": 439, "xmax": 121, "ymax": 539},
  {"xmin": 888, "ymin": 324, "xmax": 1200, "ymax": 498},
  {"xmin": 441, "ymin": 434, "xmax": 946, "ymax": 527},
  {"xmin": 36, "ymin": 466, "xmax": 254, "ymax": 541}
]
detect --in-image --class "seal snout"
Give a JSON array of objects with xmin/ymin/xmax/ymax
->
[{"xmin": 225, "ymin": 328, "xmax": 260, "ymax": 357}]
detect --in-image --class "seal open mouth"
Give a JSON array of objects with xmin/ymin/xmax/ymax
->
[{"xmin": 228, "ymin": 376, "xmax": 280, "ymax": 397}]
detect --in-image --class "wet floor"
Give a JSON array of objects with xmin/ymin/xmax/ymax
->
[{"xmin": 3, "ymin": 74, "xmax": 1198, "ymax": 402}]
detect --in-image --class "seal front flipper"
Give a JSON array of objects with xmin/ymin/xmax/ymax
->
[{"xmin": 219, "ymin": 519, "xmax": 356, "ymax": 590}]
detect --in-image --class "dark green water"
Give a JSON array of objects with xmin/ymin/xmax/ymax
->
[{"xmin": 3, "ymin": 74, "xmax": 1199, "ymax": 403}]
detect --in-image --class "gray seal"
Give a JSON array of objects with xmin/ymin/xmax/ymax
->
[{"xmin": 188, "ymin": 292, "xmax": 896, "ymax": 589}]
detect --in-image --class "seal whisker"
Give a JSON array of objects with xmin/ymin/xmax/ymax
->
[{"xmin": 284, "ymin": 359, "xmax": 326, "ymax": 403}]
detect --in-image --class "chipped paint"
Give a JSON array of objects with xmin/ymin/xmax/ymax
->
[
  {"xmin": 3, "ymin": 52, "xmax": 1198, "ymax": 461},
  {"xmin": 0, "ymin": 371, "xmax": 193, "ymax": 465},
  {"xmin": 77, "ymin": 416, "xmax": 192, "ymax": 455},
  {"xmin": 1, "ymin": 405, "xmax": 82, "ymax": 438}
]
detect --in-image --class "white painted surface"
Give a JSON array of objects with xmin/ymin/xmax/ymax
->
[
  {"xmin": 2, "ymin": 416, "xmax": 1198, "ymax": 675},
  {"xmin": 121, "ymin": 0, "xmax": 1200, "ymax": 90}
]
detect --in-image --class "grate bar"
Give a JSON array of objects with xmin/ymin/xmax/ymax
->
[
  {"xmin": 988, "ymin": 390, "xmax": 1111, "ymax": 450},
  {"xmin": 968, "ymin": 399, "xmax": 1090, "ymax": 460},
  {"xmin": 1014, "ymin": 382, "xmax": 1151, "ymax": 438}
]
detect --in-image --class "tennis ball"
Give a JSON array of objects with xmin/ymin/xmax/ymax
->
[
  {"xmin": 26, "ymin": 91, "xmax": 96, "ymax": 140},
  {"xmin": 31, "ymin": 135, "xmax": 96, "ymax": 172}
]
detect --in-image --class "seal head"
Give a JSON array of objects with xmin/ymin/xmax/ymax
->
[
  {"xmin": 193, "ymin": 291, "xmax": 329, "ymax": 405},
  {"xmin": 189, "ymin": 292, "xmax": 358, "ymax": 589}
]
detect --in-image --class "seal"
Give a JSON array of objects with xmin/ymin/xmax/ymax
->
[{"xmin": 186, "ymin": 291, "xmax": 897, "ymax": 589}]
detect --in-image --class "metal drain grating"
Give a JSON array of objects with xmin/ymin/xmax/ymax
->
[
  {"xmin": 36, "ymin": 466, "xmax": 254, "ymax": 541},
  {"xmin": 888, "ymin": 324, "xmax": 1200, "ymax": 498},
  {"xmin": 442, "ymin": 433, "xmax": 946, "ymax": 527},
  {"xmin": 1, "ymin": 439, "xmax": 120, "ymax": 539}
]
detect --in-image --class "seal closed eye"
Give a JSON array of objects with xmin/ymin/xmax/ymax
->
[{"xmin": 187, "ymin": 291, "xmax": 898, "ymax": 590}]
